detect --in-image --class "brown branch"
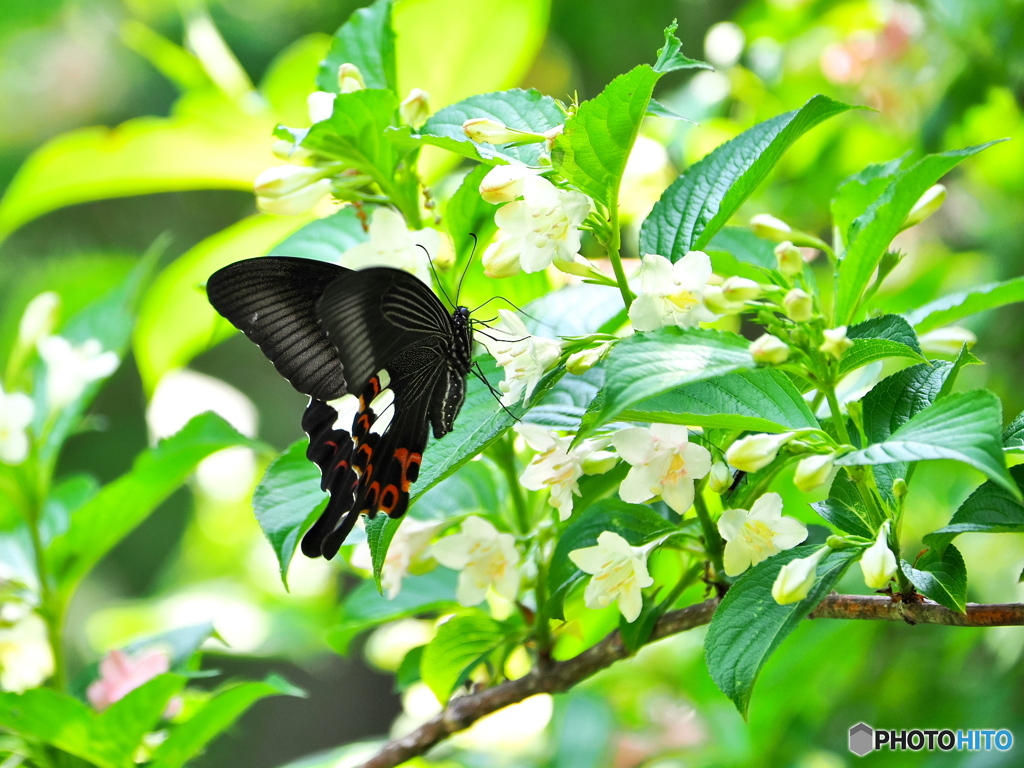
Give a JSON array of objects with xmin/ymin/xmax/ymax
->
[{"xmin": 359, "ymin": 595, "xmax": 1024, "ymax": 768}]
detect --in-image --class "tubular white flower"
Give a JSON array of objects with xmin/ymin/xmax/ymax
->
[
  {"xmin": 820, "ymin": 326, "xmax": 854, "ymax": 360},
  {"xmin": 750, "ymin": 333, "xmax": 790, "ymax": 365},
  {"xmin": 749, "ymin": 213, "xmax": 792, "ymax": 241},
  {"xmin": 0, "ymin": 610, "xmax": 54, "ymax": 692},
  {"xmin": 628, "ymin": 252, "xmax": 721, "ymax": 332},
  {"xmin": 307, "ymin": 90, "xmax": 337, "ymax": 123},
  {"xmin": 725, "ymin": 431, "xmax": 794, "ymax": 472},
  {"xmin": 774, "ymin": 241, "xmax": 804, "ymax": 277},
  {"xmin": 490, "ymin": 176, "xmax": 590, "ymax": 273},
  {"xmin": 478, "ymin": 310, "xmax": 561, "ymax": 407},
  {"xmin": 902, "ymin": 184, "xmax": 946, "ymax": 230},
  {"xmin": 516, "ymin": 423, "xmax": 601, "ymax": 521},
  {"xmin": 612, "ymin": 423, "xmax": 712, "ymax": 514},
  {"xmin": 37, "ymin": 336, "xmax": 119, "ymax": 411},
  {"xmin": 718, "ymin": 492, "xmax": 807, "ymax": 576},
  {"xmin": 569, "ymin": 531, "xmax": 655, "ymax": 622},
  {"xmin": 463, "ymin": 118, "xmax": 537, "ymax": 145},
  {"xmin": 783, "ymin": 288, "xmax": 813, "ymax": 322},
  {"xmin": 721, "ymin": 276, "xmax": 761, "ymax": 303},
  {"xmin": 254, "ymin": 165, "xmax": 332, "ymax": 216},
  {"xmin": 17, "ymin": 292, "xmax": 60, "ymax": 350},
  {"xmin": 431, "ymin": 516, "xmax": 520, "ymax": 606},
  {"xmin": 481, "ymin": 233, "xmax": 522, "ymax": 278},
  {"xmin": 565, "ymin": 341, "xmax": 612, "ymax": 375},
  {"xmin": 340, "ymin": 208, "xmax": 439, "ymax": 284},
  {"xmin": 351, "ymin": 519, "xmax": 441, "ymax": 600},
  {"xmin": 919, "ymin": 326, "xmax": 977, "ymax": 357},
  {"xmin": 860, "ymin": 521, "xmax": 898, "ymax": 589},
  {"xmin": 400, "ymin": 88, "xmax": 431, "ymax": 125},
  {"xmin": 479, "ymin": 164, "xmax": 540, "ymax": 204},
  {"xmin": 794, "ymin": 453, "xmax": 839, "ymax": 494},
  {"xmin": 0, "ymin": 385, "xmax": 34, "ymax": 465},
  {"xmin": 772, "ymin": 545, "xmax": 829, "ymax": 604},
  {"xmin": 337, "ymin": 62, "xmax": 366, "ymax": 93}
]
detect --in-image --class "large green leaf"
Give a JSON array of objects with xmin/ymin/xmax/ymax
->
[
  {"xmin": 834, "ymin": 141, "xmax": 1003, "ymax": 323},
  {"xmin": 705, "ymin": 227, "xmax": 778, "ymax": 281},
  {"xmin": 0, "ymin": 688, "xmax": 112, "ymax": 767},
  {"xmin": 704, "ymin": 546, "xmax": 860, "ymax": 717},
  {"xmin": 923, "ymin": 465, "xmax": 1024, "ymax": 553},
  {"xmin": 810, "ymin": 472, "xmax": 874, "ymax": 539},
  {"xmin": 903, "ymin": 276, "xmax": 1024, "ymax": 333},
  {"xmin": 269, "ymin": 205, "xmax": 369, "ymax": 263},
  {"xmin": 840, "ymin": 314, "xmax": 925, "ymax": 375},
  {"xmin": 317, "ymin": 0, "xmax": 396, "ymax": 92},
  {"xmin": 620, "ymin": 368, "xmax": 818, "ymax": 433},
  {"xmin": 577, "ymin": 328, "xmax": 756, "ymax": 439},
  {"xmin": 302, "ymin": 89, "xmax": 402, "ymax": 177},
  {"xmin": 900, "ymin": 545, "xmax": 967, "ymax": 613},
  {"xmin": 420, "ymin": 614, "xmax": 507, "ymax": 702},
  {"xmin": 1004, "ymin": 411, "xmax": 1024, "ymax": 454},
  {"xmin": 639, "ymin": 95, "xmax": 856, "ymax": 260},
  {"xmin": 837, "ymin": 390, "xmax": 1019, "ymax": 499},
  {"xmin": 830, "ymin": 155, "xmax": 906, "ymax": 252},
  {"xmin": 91, "ymin": 675, "xmax": 186, "ymax": 765}
]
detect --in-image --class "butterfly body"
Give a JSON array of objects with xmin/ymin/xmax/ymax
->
[{"xmin": 207, "ymin": 256, "xmax": 472, "ymax": 560}]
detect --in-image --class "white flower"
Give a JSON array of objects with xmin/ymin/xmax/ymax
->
[
  {"xmin": 902, "ymin": 184, "xmax": 946, "ymax": 230},
  {"xmin": 725, "ymin": 432, "xmax": 794, "ymax": 472},
  {"xmin": 516, "ymin": 423, "xmax": 598, "ymax": 521},
  {"xmin": 337, "ymin": 63, "xmax": 365, "ymax": 93},
  {"xmin": 772, "ymin": 545, "xmax": 829, "ymax": 604},
  {"xmin": 17, "ymin": 292, "xmax": 60, "ymax": 350},
  {"xmin": 569, "ymin": 531, "xmax": 655, "ymax": 622},
  {"xmin": 307, "ymin": 90, "xmax": 337, "ymax": 123},
  {"xmin": 774, "ymin": 241, "xmax": 804, "ymax": 277},
  {"xmin": 481, "ymin": 233, "xmax": 521, "ymax": 278},
  {"xmin": 0, "ymin": 610, "xmax": 54, "ymax": 692},
  {"xmin": 628, "ymin": 252, "xmax": 721, "ymax": 332},
  {"xmin": 431, "ymin": 516, "xmax": 519, "ymax": 606},
  {"xmin": 254, "ymin": 165, "xmax": 331, "ymax": 216},
  {"xmin": 340, "ymin": 208, "xmax": 439, "ymax": 284},
  {"xmin": 783, "ymin": 288, "xmax": 813, "ymax": 322},
  {"xmin": 819, "ymin": 326, "xmax": 853, "ymax": 360},
  {"xmin": 721, "ymin": 276, "xmax": 761, "ymax": 303},
  {"xmin": 613, "ymin": 423, "xmax": 712, "ymax": 514},
  {"xmin": 400, "ymin": 88, "xmax": 431, "ymax": 125},
  {"xmin": 565, "ymin": 341, "xmax": 612, "ymax": 375},
  {"xmin": 749, "ymin": 213, "xmax": 792, "ymax": 241},
  {"xmin": 793, "ymin": 453, "xmax": 839, "ymax": 494},
  {"xmin": 718, "ymin": 492, "xmax": 807, "ymax": 576},
  {"xmin": 749, "ymin": 333, "xmax": 790, "ymax": 365},
  {"xmin": 0, "ymin": 386, "xmax": 34, "ymax": 465},
  {"xmin": 478, "ymin": 310, "xmax": 561, "ymax": 407},
  {"xmin": 491, "ymin": 176, "xmax": 590, "ymax": 273},
  {"xmin": 351, "ymin": 519, "xmax": 440, "ymax": 600},
  {"xmin": 860, "ymin": 521, "xmax": 897, "ymax": 589},
  {"xmin": 37, "ymin": 336, "xmax": 119, "ymax": 411},
  {"xmin": 479, "ymin": 164, "xmax": 540, "ymax": 204},
  {"xmin": 919, "ymin": 326, "xmax": 977, "ymax": 357}
]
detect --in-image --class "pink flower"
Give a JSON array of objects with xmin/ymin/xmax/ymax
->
[{"xmin": 87, "ymin": 648, "xmax": 180, "ymax": 716}]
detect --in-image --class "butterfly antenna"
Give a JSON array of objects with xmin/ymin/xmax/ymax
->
[
  {"xmin": 473, "ymin": 331, "xmax": 530, "ymax": 345},
  {"xmin": 455, "ymin": 233, "xmax": 478, "ymax": 306},
  {"xmin": 470, "ymin": 362, "xmax": 521, "ymax": 423},
  {"xmin": 470, "ymin": 295, "xmax": 538, "ymax": 322},
  {"xmin": 419, "ymin": 244, "xmax": 455, "ymax": 311}
]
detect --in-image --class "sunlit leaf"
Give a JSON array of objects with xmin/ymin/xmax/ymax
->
[
  {"xmin": 840, "ymin": 314, "xmax": 925, "ymax": 375},
  {"xmin": 900, "ymin": 545, "xmax": 967, "ymax": 613},
  {"xmin": 317, "ymin": 0, "xmax": 396, "ymax": 92},
  {"xmin": 923, "ymin": 465, "xmax": 1024, "ymax": 553},
  {"xmin": 420, "ymin": 614, "xmax": 507, "ymax": 702},
  {"xmin": 903, "ymin": 276, "xmax": 1024, "ymax": 333}
]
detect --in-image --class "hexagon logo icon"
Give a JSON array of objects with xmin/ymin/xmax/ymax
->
[{"xmin": 849, "ymin": 722, "xmax": 874, "ymax": 756}]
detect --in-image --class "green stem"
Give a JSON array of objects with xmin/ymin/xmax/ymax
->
[
  {"xmin": 27, "ymin": 505, "xmax": 66, "ymax": 691},
  {"xmin": 532, "ymin": 536, "xmax": 553, "ymax": 659},
  {"xmin": 823, "ymin": 385, "xmax": 852, "ymax": 446},
  {"xmin": 691, "ymin": 483, "xmax": 726, "ymax": 581},
  {"xmin": 604, "ymin": 204, "xmax": 634, "ymax": 311},
  {"xmin": 497, "ymin": 435, "xmax": 530, "ymax": 536}
]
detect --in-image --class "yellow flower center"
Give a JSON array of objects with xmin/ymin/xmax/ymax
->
[
  {"xmin": 741, "ymin": 520, "xmax": 777, "ymax": 555},
  {"xmin": 666, "ymin": 289, "xmax": 698, "ymax": 311}
]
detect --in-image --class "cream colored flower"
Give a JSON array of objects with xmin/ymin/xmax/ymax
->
[
  {"xmin": 479, "ymin": 164, "xmax": 540, "ymax": 204},
  {"xmin": 613, "ymin": 423, "xmax": 712, "ymax": 514},
  {"xmin": 628, "ymin": 252, "xmax": 721, "ymax": 332},
  {"xmin": 718, "ymin": 492, "xmax": 807, "ymax": 576},
  {"xmin": 337, "ymin": 62, "xmax": 365, "ymax": 93},
  {"xmin": 749, "ymin": 333, "xmax": 790, "ymax": 365},
  {"xmin": 819, "ymin": 326, "xmax": 853, "ymax": 360},
  {"xmin": 478, "ymin": 310, "xmax": 561, "ymax": 407},
  {"xmin": 772, "ymin": 546, "xmax": 829, "ymax": 604},
  {"xmin": 725, "ymin": 432, "xmax": 794, "ymax": 472},
  {"xmin": 706, "ymin": 460, "xmax": 732, "ymax": 495},
  {"xmin": 431, "ymin": 516, "xmax": 520, "ymax": 606},
  {"xmin": 569, "ymin": 531, "xmax": 655, "ymax": 622},
  {"xmin": 17, "ymin": 291, "xmax": 60, "ymax": 350},
  {"xmin": 0, "ymin": 385, "xmax": 34, "ymax": 465},
  {"xmin": 902, "ymin": 184, "xmax": 946, "ymax": 230},
  {"xmin": 774, "ymin": 241, "xmax": 804, "ymax": 277},
  {"xmin": 340, "ymin": 208, "xmax": 439, "ymax": 284},
  {"xmin": 749, "ymin": 213, "xmax": 792, "ymax": 241},
  {"xmin": 793, "ymin": 453, "xmax": 839, "ymax": 494},
  {"xmin": 516, "ymin": 423, "xmax": 599, "ymax": 521},
  {"xmin": 37, "ymin": 336, "xmax": 119, "ymax": 411},
  {"xmin": 919, "ymin": 327, "xmax": 976, "ymax": 357},
  {"xmin": 0, "ymin": 609, "xmax": 53, "ymax": 692},
  {"xmin": 351, "ymin": 519, "xmax": 440, "ymax": 600},
  {"xmin": 463, "ymin": 118, "xmax": 536, "ymax": 145},
  {"xmin": 783, "ymin": 288, "xmax": 813, "ymax": 322},
  {"xmin": 400, "ymin": 88, "xmax": 431, "ymax": 126},
  {"xmin": 254, "ymin": 165, "xmax": 331, "ymax": 215},
  {"xmin": 307, "ymin": 91, "xmax": 336, "ymax": 123},
  {"xmin": 860, "ymin": 521, "xmax": 897, "ymax": 589}
]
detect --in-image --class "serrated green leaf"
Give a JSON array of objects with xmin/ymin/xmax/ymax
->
[
  {"xmin": 840, "ymin": 314, "xmax": 925, "ymax": 375},
  {"xmin": 811, "ymin": 472, "xmax": 874, "ymax": 538},
  {"xmin": 653, "ymin": 21, "xmax": 713, "ymax": 74},
  {"xmin": 445, "ymin": 164, "xmax": 499, "ymax": 263},
  {"xmin": 420, "ymin": 614, "xmax": 507, "ymax": 702},
  {"xmin": 923, "ymin": 465, "xmax": 1024, "ymax": 553},
  {"xmin": 831, "ymin": 155, "xmax": 907, "ymax": 253},
  {"xmin": 903, "ymin": 276, "xmax": 1024, "ymax": 333},
  {"xmin": 640, "ymin": 95, "xmax": 856, "ymax": 260},
  {"xmin": 525, "ymin": 366, "xmax": 605, "ymax": 430},
  {"xmin": 704, "ymin": 546, "xmax": 860, "ymax": 717},
  {"xmin": 577, "ymin": 328, "xmax": 756, "ymax": 440},
  {"xmin": 1004, "ymin": 411, "xmax": 1024, "ymax": 454},
  {"xmin": 92, "ymin": 675, "xmax": 186, "ymax": 764},
  {"xmin": 365, "ymin": 514, "xmax": 399, "ymax": 592},
  {"xmin": 835, "ymin": 141, "xmax": 1004, "ymax": 323},
  {"xmin": 318, "ymin": 0, "xmax": 396, "ymax": 92},
  {"xmin": 620, "ymin": 368, "xmax": 818, "ymax": 433},
  {"xmin": 901, "ymin": 545, "xmax": 967, "ymax": 613},
  {"xmin": 705, "ymin": 227, "xmax": 778, "ymax": 281},
  {"xmin": 302, "ymin": 89, "xmax": 402, "ymax": 176}
]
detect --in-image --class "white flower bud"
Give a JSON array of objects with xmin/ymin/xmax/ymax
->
[
  {"xmin": 707, "ymin": 460, "xmax": 732, "ymax": 494},
  {"xmin": 431, "ymin": 233, "xmax": 456, "ymax": 271},
  {"xmin": 400, "ymin": 88, "xmax": 430, "ymax": 125},
  {"xmin": 750, "ymin": 333, "xmax": 790, "ymax": 365},
  {"xmin": 307, "ymin": 90, "xmax": 337, "ymax": 123},
  {"xmin": 17, "ymin": 292, "xmax": 60, "ymax": 350},
  {"xmin": 725, "ymin": 432, "xmax": 793, "ymax": 472},
  {"xmin": 783, "ymin": 288, "xmax": 813, "ymax": 322},
  {"xmin": 482, "ymin": 233, "xmax": 522, "ymax": 278},
  {"xmin": 337, "ymin": 63, "xmax": 365, "ymax": 93},
  {"xmin": 721, "ymin": 276, "xmax": 761, "ymax": 303},
  {"xmin": 750, "ymin": 213, "xmax": 792, "ymax": 242},
  {"xmin": 819, "ymin": 326, "xmax": 854, "ymax": 360},
  {"xmin": 271, "ymin": 140, "xmax": 312, "ymax": 163},
  {"xmin": 772, "ymin": 546, "xmax": 829, "ymax": 604},
  {"xmin": 582, "ymin": 449, "xmax": 618, "ymax": 475},
  {"xmin": 919, "ymin": 326, "xmax": 976, "ymax": 357},
  {"xmin": 256, "ymin": 178, "xmax": 332, "ymax": 216},
  {"xmin": 860, "ymin": 521, "xmax": 897, "ymax": 589},
  {"xmin": 463, "ymin": 118, "xmax": 535, "ymax": 145},
  {"xmin": 479, "ymin": 164, "xmax": 537, "ymax": 204},
  {"xmin": 902, "ymin": 184, "xmax": 946, "ymax": 230},
  {"xmin": 253, "ymin": 165, "xmax": 325, "ymax": 198},
  {"xmin": 566, "ymin": 341, "xmax": 612, "ymax": 375},
  {"xmin": 543, "ymin": 124, "xmax": 564, "ymax": 151},
  {"xmin": 794, "ymin": 453, "xmax": 838, "ymax": 494},
  {"xmin": 774, "ymin": 240, "xmax": 804, "ymax": 277},
  {"xmin": 702, "ymin": 285, "xmax": 744, "ymax": 315}
]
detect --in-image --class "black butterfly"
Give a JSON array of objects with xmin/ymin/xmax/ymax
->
[{"xmin": 207, "ymin": 256, "xmax": 473, "ymax": 560}]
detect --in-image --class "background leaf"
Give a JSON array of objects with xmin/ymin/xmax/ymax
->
[
  {"xmin": 420, "ymin": 614, "xmax": 507, "ymax": 702},
  {"xmin": 923, "ymin": 465, "xmax": 1024, "ymax": 553},
  {"xmin": 317, "ymin": 0, "xmax": 396, "ymax": 92},
  {"xmin": 903, "ymin": 275, "xmax": 1024, "ymax": 332},
  {"xmin": 900, "ymin": 545, "xmax": 968, "ymax": 613}
]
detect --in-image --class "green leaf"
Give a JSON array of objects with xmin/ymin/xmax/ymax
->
[
  {"xmin": 837, "ymin": 390, "xmax": 1020, "ymax": 500},
  {"xmin": 134, "ymin": 214, "xmax": 311, "ymax": 394},
  {"xmin": 577, "ymin": 328, "xmax": 755, "ymax": 440},
  {"xmin": 302, "ymin": 89, "xmax": 401, "ymax": 176},
  {"xmin": 47, "ymin": 413, "xmax": 255, "ymax": 598},
  {"xmin": 409, "ymin": 89, "xmax": 564, "ymax": 166},
  {"xmin": 0, "ymin": 688, "xmax": 109, "ymax": 767},
  {"xmin": 445, "ymin": 164, "xmax": 499, "ymax": 262},
  {"xmin": 901, "ymin": 546, "xmax": 968, "ymax": 613},
  {"xmin": 903, "ymin": 276, "xmax": 1024, "ymax": 333},
  {"xmin": 923, "ymin": 465, "xmax": 1024, "ymax": 553},
  {"xmin": 640, "ymin": 95, "xmax": 856, "ymax": 260},
  {"xmin": 840, "ymin": 314, "xmax": 925, "ymax": 375},
  {"xmin": 547, "ymin": 499, "xmax": 679, "ymax": 620},
  {"xmin": 831, "ymin": 155, "xmax": 907, "ymax": 253},
  {"xmin": 653, "ymin": 21, "xmax": 713, "ymax": 74},
  {"xmin": 317, "ymin": 0, "xmax": 396, "ymax": 92},
  {"xmin": 411, "ymin": 460, "xmax": 502, "ymax": 521},
  {"xmin": 1004, "ymin": 411, "xmax": 1024, "ymax": 454},
  {"xmin": 92, "ymin": 675, "xmax": 186, "ymax": 765},
  {"xmin": 270, "ymin": 205, "xmax": 369, "ymax": 263},
  {"xmin": 811, "ymin": 472, "xmax": 874, "ymax": 539},
  {"xmin": 704, "ymin": 546, "xmax": 860, "ymax": 717},
  {"xmin": 834, "ymin": 140, "xmax": 1004, "ymax": 323},
  {"xmin": 397, "ymin": 645, "xmax": 426, "ymax": 691},
  {"xmin": 705, "ymin": 227, "xmax": 778, "ymax": 281},
  {"xmin": 329, "ymin": 567, "xmax": 460, "ymax": 655},
  {"xmin": 149, "ymin": 676, "xmax": 304, "ymax": 768},
  {"xmin": 420, "ymin": 614, "xmax": 507, "ymax": 702},
  {"xmin": 253, "ymin": 440, "xmax": 327, "ymax": 589},
  {"xmin": 621, "ymin": 368, "xmax": 819, "ymax": 433},
  {"xmin": 366, "ymin": 513, "xmax": 399, "ymax": 592}
]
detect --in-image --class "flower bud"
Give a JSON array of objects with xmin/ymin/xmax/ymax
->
[
  {"xmin": 919, "ymin": 326, "xmax": 976, "ymax": 357},
  {"xmin": 750, "ymin": 213, "xmax": 792, "ymax": 242},
  {"xmin": 819, "ymin": 326, "xmax": 853, "ymax": 360},
  {"xmin": 253, "ymin": 165, "xmax": 325, "ymax": 198},
  {"xmin": 482, "ymin": 233, "xmax": 521, "ymax": 278},
  {"xmin": 271, "ymin": 140, "xmax": 312, "ymax": 163},
  {"xmin": 256, "ymin": 178, "xmax": 331, "ymax": 216},
  {"xmin": 892, "ymin": 478, "xmax": 908, "ymax": 500},
  {"xmin": 582, "ymin": 449, "xmax": 618, "ymax": 475},
  {"xmin": 707, "ymin": 460, "xmax": 732, "ymax": 494},
  {"xmin": 553, "ymin": 254, "xmax": 599, "ymax": 278},
  {"xmin": 432, "ymin": 233, "xmax": 456, "ymax": 271},
  {"xmin": 725, "ymin": 432, "xmax": 793, "ymax": 472},
  {"xmin": 543, "ymin": 124, "xmax": 564, "ymax": 151},
  {"xmin": 774, "ymin": 240, "xmax": 804, "ymax": 277},
  {"xmin": 463, "ymin": 118, "xmax": 536, "ymax": 145},
  {"xmin": 18, "ymin": 292, "xmax": 60, "ymax": 350},
  {"xmin": 337, "ymin": 63, "xmax": 366, "ymax": 93},
  {"xmin": 860, "ymin": 521, "xmax": 897, "ymax": 589},
  {"xmin": 902, "ymin": 184, "xmax": 946, "ymax": 230},
  {"xmin": 783, "ymin": 288, "xmax": 813, "ymax": 322},
  {"xmin": 750, "ymin": 333, "xmax": 790, "ymax": 365},
  {"xmin": 479, "ymin": 164, "xmax": 536, "ymax": 204},
  {"xmin": 721, "ymin": 276, "xmax": 761, "ymax": 303},
  {"xmin": 794, "ymin": 453, "xmax": 838, "ymax": 493},
  {"xmin": 400, "ymin": 88, "xmax": 430, "ymax": 125},
  {"xmin": 772, "ymin": 546, "xmax": 829, "ymax": 604},
  {"xmin": 566, "ymin": 342, "xmax": 611, "ymax": 375},
  {"xmin": 702, "ymin": 285, "xmax": 744, "ymax": 315},
  {"xmin": 307, "ymin": 90, "xmax": 337, "ymax": 123}
]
